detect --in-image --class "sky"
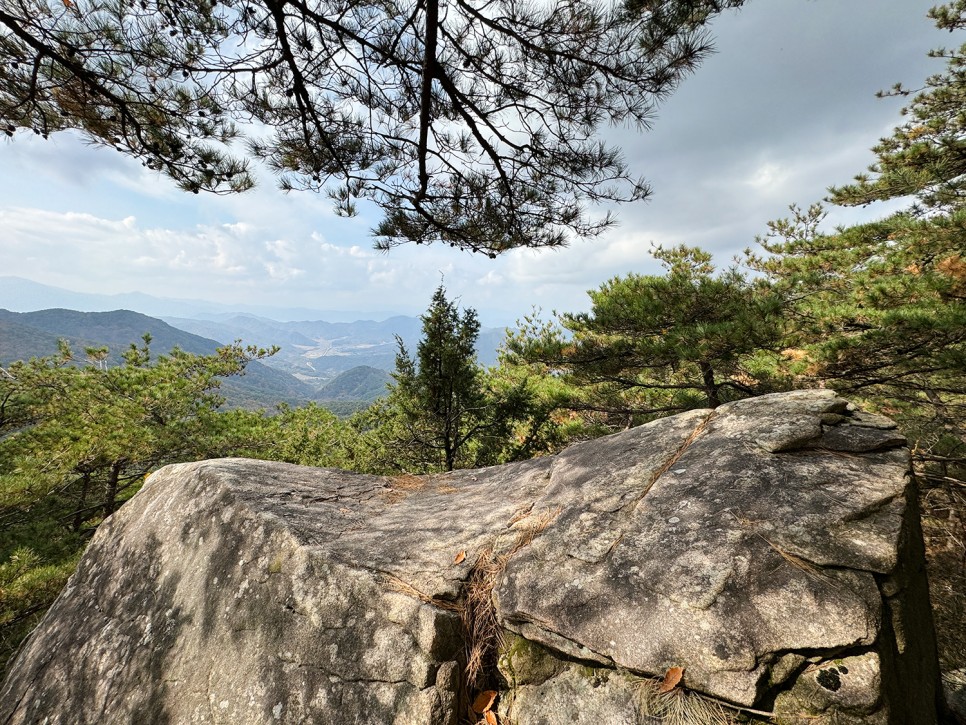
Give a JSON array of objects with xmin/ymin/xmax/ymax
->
[{"xmin": 0, "ymin": 0, "xmax": 945, "ymax": 325}]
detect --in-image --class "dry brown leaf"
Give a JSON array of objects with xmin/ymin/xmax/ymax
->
[
  {"xmin": 484, "ymin": 711, "xmax": 498, "ymax": 725},
  {"xmin": 658, "ymin": 666, "xmax": 684, "ymax": 693},
  {"xmin": 472, "ymin": 690, "xmax": 497, "ymax": 713},
  {"xmin": 454, "ymin": 550, "xmax": 467, "ymax": 565}
]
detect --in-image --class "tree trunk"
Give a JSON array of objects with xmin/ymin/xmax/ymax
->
[
  {"xmin": 416, "ymin": 0, "xmax": 439, "ymax": 200},
  {"xmin": 103, "ymin": 461, "xmax": 123, "ymax": 517},
  {"xmin": 444, "ymin": 433, "xmax": 456, "ymax": 472},
  {"xmin": 699, "ymin": 361, "xmax": 721, "ymax": 408}
]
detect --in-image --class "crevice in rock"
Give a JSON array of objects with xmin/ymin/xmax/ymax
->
[
  {"xmin": 458, "ymin": 510, "xmax": 562, "ymax": 722},
  {"xmin": 839, "ymin": 493, "xmax": 904, "ymax": 524},
  {"xmin": 629, "ymin": 410, "xmax": 718, "ymax": 514},
  {"xmin": 814, "ymin": 441, "xmax": 908, "ymax": 454},
  {"xmin": 753, "ymin": 642, "xmax": 880, "ymax": 713},
  {"xmin": 1, "ymin": 681, "xmax": 33, "ymax": 725},
  {"xmin": 500, "ymin": 615, "xmax": 615, "ymax": 671},
  {"xmin": 753, "ymin": 537, "xmax": 891, "ymax": 581},
  {"xmin": 311, "ymin": 670, "xmax": 412, "ymax": 686},
  {"xmin": 871, "ymin": 543, "xmax": 950, "ymax": 724},
  {"xmin": 382, "ymin": 573, "xmax": 465, "ymax": 610},
  {"xmin": 375, "ymin": 506, "xmax": 561, "ymax": 724},
  {"xmin": 574, "ymin": 410, "xmax": 719, "ymax": 566}
]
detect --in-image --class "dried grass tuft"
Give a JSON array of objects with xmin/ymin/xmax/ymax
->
[
  {"xmin": 384, "ymin": 574, "xmax": 461, "ymax": 611},
  {"xmin": 636, "ymin": 679, "xmax": 737, "ymax": 725},
  {"xmin": 463, "ymin": 507, "xmax": 562, "ymax": 689},
  {"xmin": 757, "ymin": 534, "xmax": 830, "ymax": 585},
  {"xmin": 507, "ymin": 504, "xmax": 535, "ymax": 527},
  {"xmin": 463, "ymin": 547, "xmax": 504, "ymax": 688},
  {"xmin": 635, "ymin": 676, "xmax": 778, "ymax": 724},
  {"xmin": 651, "ymin": 413, "xmax": 715, "ymax": 484},
  {"xmin": 381, "ymin": 504, "xmax": 562, "ymax": 704}
]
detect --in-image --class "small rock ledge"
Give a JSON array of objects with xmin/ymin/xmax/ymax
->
[{"xmin": 0, "ymin": 391, "xmax": 947, "ymax": 724}]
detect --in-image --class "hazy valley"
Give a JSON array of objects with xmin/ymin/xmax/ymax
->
[{"xmin": 0, "ymin": 279, "xmax": 506, "ymax": 412}]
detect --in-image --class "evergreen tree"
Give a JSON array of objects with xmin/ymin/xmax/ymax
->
[
  {"xmin": 828, "ymin": 1, "xmax": 966, "ymax": 213},
  {"xmin": 508, "ymin": 245, "xmax": 786, "ymax": 429},
  {"xmin": 750, "ymin": 206, "xmax": 966, "ymax": 465},
  {"xmin": 0, "ymin": 0, "xmax": 743, "ymax": 253},
  {"xmin": 384, "ymin": 285, "xmax": 488, "ymax": 471},
  {"xmin": 0, "ymin": 337, "xmax": 274, "ymax": 666},
  {"xmin": 0, "ymin": 336, "xmax": 275, "ymax": 519},
  {"xmin": 243, "ymin": 402, "xmax": 358, "ymax": 469},
  {"xmin": 747, "ymin": 2, "xmax": 966, "ymax": 467}
]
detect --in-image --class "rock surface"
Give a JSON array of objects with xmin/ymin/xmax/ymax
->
[{"xmin": 0, "ymin": 390, "xmax": 947, "ymax": 724}]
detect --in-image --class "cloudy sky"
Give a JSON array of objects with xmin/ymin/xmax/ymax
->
[{"xmin": 0, "ymin": 0, "xmax": 944, "ymax": 325}]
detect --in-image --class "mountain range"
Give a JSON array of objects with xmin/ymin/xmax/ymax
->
[
  {"xmin": 0, "ymin": 308, "xmax": 317, "ymax": 409},
  {"xmin": 160, "ymin": 313, "xmax": 504, "ymax": 387},
  {"xmin": 0, "ymin": 280, "xmax": 508, "ymax": 411},
  {"xmin": 0, "ymin": 276, "xmax": 400, "ymax": 323}
]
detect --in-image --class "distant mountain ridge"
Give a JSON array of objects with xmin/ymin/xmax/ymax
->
[
  {"xmin": 0, "ymin": 308, "xmax": 316, "ymax": 409},
  {"xmin": 0, "ymin": 278, "xmax": 507, "ymax": 385},
  {"xmin": 0, "ymin": 276, "xmax": 399, "ymax": 322},
  {"xmin": 159, "ymin": 312, "xmax": 506, "ymax": 388},
  {"xmin": 0, "ymin": 308, "xmax": 228, "ymax": 359},
  {"xmin": 0, "ymin": 279, "xmax": 510, "ymax": 408}
]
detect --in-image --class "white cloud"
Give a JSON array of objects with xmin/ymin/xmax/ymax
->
[
  {"xmin": 478, "ymin": 270, "xmax": 504, "ymax": 287},
  {"xmin": 0, "ymin": 0, "xmax": 941, "ymax": 325},
  {"xmin": 745, "ymin": 162, "xmax": 789, "ymax": 192}
]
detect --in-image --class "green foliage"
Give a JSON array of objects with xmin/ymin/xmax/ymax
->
[
  {"xmin": 828, "ymin": 1, "xmax": 966, "ymax": 213},
  {"xmin": 1, "ymin": 337, "xmax": 275, "ymax": 515},
  {"xmin": 318, "ymin": 400, "xmax": 374, "ymax": 419},
  {"xmin": 0, "ymin": 545, "xmax": 79, "ymax": 670},
  {"xmin": 379, "ymin": 286, "xmax": 490, "ymax": 472},
  {"xmin": 0, "ymin": 0, "xmax": 744, "ymax": 253},
  {"xmin": 750, "ymin": 204, "xmax": 966, "ymax": 462},
  {"xmin": 239, "ymin": 403, "xmax": 357, "ymax": 469},
  {"xmin": 507, "ymin": 245, "xmax": 787, "ymax": 431},
  {"xmin": 315, "ymin": 366, "xmax": 392, "ymax": 403},
  {"xmin": 747, "ymin": 1, "xmax": 966, "ymax": 469},
  {"xmin": 478, "ymin": 359, "xmax": 577, "ymax": 462},
  {"xmin": 494, "ymin": 314, "xmax": 610, "ymax": 446},
  {"xmin": 0, "ymin": 336, "xmax": 275, "ymax": 667},
  {"xmin": 356, "ymin": 286, "xmax": 562, "ymax": 473}
]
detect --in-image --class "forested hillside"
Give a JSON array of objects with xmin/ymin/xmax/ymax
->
[
  {"xmin": 0, "ymin": 309, "xmax": 318, "ymax": 408},
  {"xmin": 0, "ymin": 0, "xmax": 963, "ymax": 702},
  {"xmin": 315, "ymin": 366, "xmax": 393, "ymax": 402}
]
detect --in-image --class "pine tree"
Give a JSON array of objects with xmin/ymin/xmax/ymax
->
[
  {"xmin": 0, "ymin": 0, "xmax": 743, "ymax": 253},
  {"xmin": 828, "ymin": 1, "xmax": 966, "ymax": 213},
  {"xmin": 384, "ymin": 286, "xmax": 487, "ymax": 471},
  {"xmin": 0, "ymin": 337, "xmax": 274, "ymax": 665},
  {"xmin": 746, "ymin": 2, "xmax": 966, "ymax": 465},
  {"xmin": 508, "ymin": 245, "xmax": 785, "ymax": 429}
]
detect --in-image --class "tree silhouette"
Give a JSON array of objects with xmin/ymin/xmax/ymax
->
[{"xmin": 0, "ymin": 0, "xmax": 742, "ymax": 253}]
